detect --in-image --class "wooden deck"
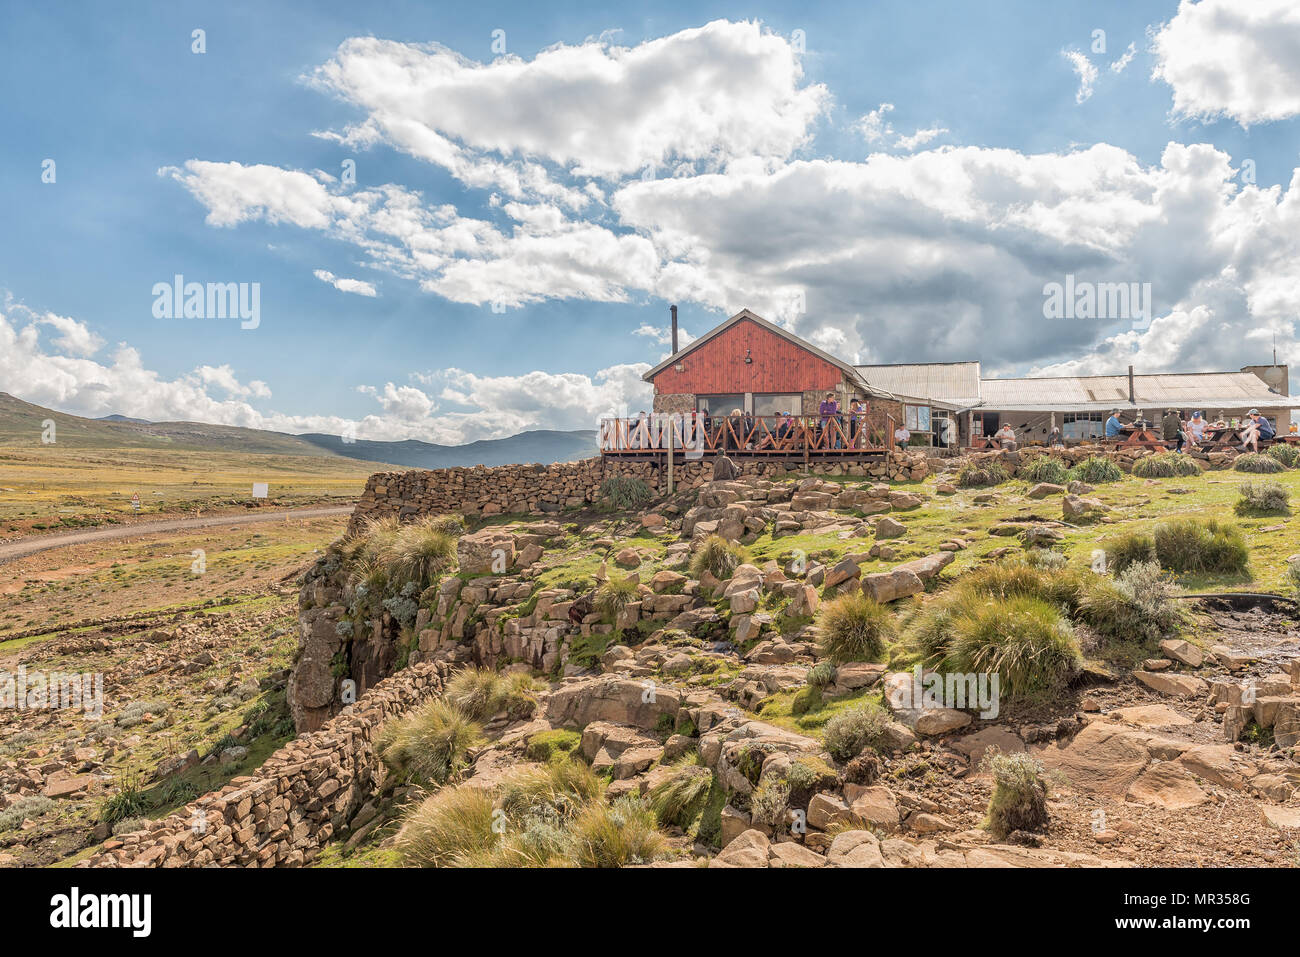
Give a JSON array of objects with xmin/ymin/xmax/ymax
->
[{"xmin": 599, "ymin": 414, "xmax": 894, "ymax": 460}]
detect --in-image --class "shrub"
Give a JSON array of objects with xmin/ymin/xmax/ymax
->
[
  {"xmin": 806, "ymin": 660, "xmax": 837, "ymax": 688},
  {"xmin": 600, "ymin": 475, "xmax": 653, "ymax": 510},
  {"xmin": 0, "ymin": 796, "xmax": 55, "ymax": 832},
  {"xmin": 1132, "ymin": 452, "xmax": 1202, "ymax": 478},
  {"xmin": 983, "ymin": 751, "xmax": 1049, "ymax": 839},
  {"xmin": 1068, "ymin": 456, "xmax": 1124, "ymax": 484},
  {"xmin": 525, "ymin": 729, "xmax": 582, "ymax": 762},
  {"xmin": 1266, "ymin": 444, "xmax": 1299, "ymax": 468},
  {"xmin": 749, "ymin": 779, "xmax": 791, "ymax": 831},
  {"xmin": 425, "ymin": 513, "xmax": 467, "ymax": 536},
  {"xmin": 377, "ymin": 699, "xmax": 482, "ymax": 787},
  {"xmin": 1104, "ymin": 530, "xmax": 1157, "ymax": 574},
  {"xmin": 689, "ymin": 535, "xmax": 747, "ymax": 580},
  {"xmin": 823, "ymin": 702, "xmax": 894, "ymax": 762},
  {"xmin": 1024, "ymin": 549, "xmax": 1068, "ymax": 571},
  {"xmin": 443, "ymin": 667, "xmax": 504, "ymax": 720},
  {"xmin": 567, "ymin": 797, "xmax": 667, "ymax": 867},
  {"xmin": 647, "ymin": 762, "xmax": 714, "ymax": 827},
  {"xmin": 956, "ymin": 461, "xmax": 1010, "ymax": 488},
  {"xmin": 816, "ymin": 592, "xmax": 896, "ymax": 663},
  {"xmin": 396, "ymin": 785, "xmax": 498, "ymax": 867},
  {"xmin": 594, "ymin": 575, "xmax": 641, "ymax": 622},
  {"xmin": 1287, "ymin": 558, "xmax": 1300, "ymax": 598},
  {"xmin": 1235, "ymin": 480, "xmax": 1291, "ymax": 515},
  {"xmin": 100, "ymin": 771, "xmax": 149, "ymax": 824},
  {"xmin": 386, "ymin": 518, "xmax": 458, "ymax": 589},
  {"xmin": 115, "ymin": 699, "xmax": 169, "ymax": 727},
  {"xmin": 501, "ymin": 671, "xmax": 544, "ymax": 719},
  {"xmin": 483, "ymin": 818, "xmax": 572, "ymax": 868},
  {"xmin": 1018, "ymin": 456, "xmax": 1070, "ymax": 485},
  {"xmin": 1234, "ymin": 452, "xmax": 1286, "ymax": 474},
  {"xmin": 1152, "ymin": 518, "xmax": 1249, "ymax": 575},
  {"xmin": 1075, "ymin": 562, "xmax": 1186, "ymax": 643},
  {"xmin": 946, "ymin": 596, "xmax": 1080, "ymax": 698}
]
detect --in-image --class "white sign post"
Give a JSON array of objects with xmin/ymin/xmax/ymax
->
[{"xmin": 252, "ymin": 483, "xmax": 269, "ymax": 500}]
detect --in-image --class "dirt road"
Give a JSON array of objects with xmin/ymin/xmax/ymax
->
[{"xmin": 0, "ymin": 506, "xmax": 353, "ymax": 564}]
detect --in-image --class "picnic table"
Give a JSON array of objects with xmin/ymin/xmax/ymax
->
[{"xmin": 1117, "ymin": 424, "xmax": 1169, "ymax": 449}]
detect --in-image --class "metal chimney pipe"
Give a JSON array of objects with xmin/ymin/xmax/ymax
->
[
  {"xmin": 670, "ymin": 304, "xmax": 679, "ymax": 355},
  {"xmin": 1128, "ymin": 365, "xmax": 1135, "ymax": 404}
]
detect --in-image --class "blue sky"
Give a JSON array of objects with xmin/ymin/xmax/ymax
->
[{"xmin": 3, "ymin": 0, "xmax": 1300, "ymax": 442}]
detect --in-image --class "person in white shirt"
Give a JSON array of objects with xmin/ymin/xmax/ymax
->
[
  {"xmin": 995, "ymin": 424, "xmax": 1016, "ymax": 450},
  {"xmin": 894, "ymin": 425, "xmax": 911, "ymax": 446}
]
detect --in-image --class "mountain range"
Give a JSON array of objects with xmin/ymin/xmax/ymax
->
[{"xmin": 0, "ymin": 392, "xmax": 597, "ymax": 469}]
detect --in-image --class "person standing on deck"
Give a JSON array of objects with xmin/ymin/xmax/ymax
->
[{"xmin": 819, "ymin": 392, "xmax": 842, "ymax": 449}]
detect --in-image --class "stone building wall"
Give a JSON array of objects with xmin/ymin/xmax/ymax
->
[{"xmin": 79, "ymin": 663, "xmax": 444, "ymax": 868}]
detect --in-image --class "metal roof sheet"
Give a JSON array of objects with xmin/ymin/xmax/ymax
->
[
  {"xmin": 855, "ymin": 362, "xmax": 983, "ymax": 407},
  {"xmin": 978, "ymin": 372, "xmax": 1292, "ymax": 410}
]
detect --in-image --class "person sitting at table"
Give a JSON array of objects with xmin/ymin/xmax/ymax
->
[
  {"xmin": 1188, "ymin": 411, "xmax": 1206, "ymax": 445},
  {"xmin": 894, "ymin": 423, "xmax": 911, "ymax": 446},
  {"xmin": 994, "ymin": 423, "xmax": 1016, "ymax": 450},
  {"xmin": 1162, "ymin": 408, "xmax": 1185, "ymax": 452},
  {"xmin": 1240, "ymin": 409, "xmax": 1274, "ymax": 452},
  {"xmin": 1105, "ymin": 410, "xmax": 1123, "ymax": 438}
]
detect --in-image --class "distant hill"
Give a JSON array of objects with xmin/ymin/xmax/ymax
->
[{"xmin": 0, "ymin": 392, "xmax": 597, "ymax": 468}]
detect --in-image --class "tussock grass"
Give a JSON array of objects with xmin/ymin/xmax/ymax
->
[
  {"xmin": 1104, "ymin": 531, "xmax": 1157, "ymax": 574},
  {"xmin": 1068, "ymin": 456, "xmax": 1124, "ymax": 484},
  {"xmin": 689, "ymin": 535, "xmax": 747, "ymax": 580},
  {"xmin": 815, "ymin": 592, "xmax": 896, "ymax": 663},
  {"xmin": 443, "ymin": 667, "xmax": 542, "ymax": 721},
  {"xmin": 600, "ymin": 475, "xmax": 653, "ymax": 510},
  {"xmin": 647, "ymin": 762, "xmax": 714, "ymax": 827},
  {"xmin": 395, "ymin": 785, "xmax": 498, "ymax": 867},
  {"xmin": 594, "ymin": 575, "xmax": 641, "ymax": 622},
  {"xmin": 1152, "ymin": 517, "xmax": 1249, "ymax": 575},
  {"xmin": 1018, "ymin": 457, "xmax": 1070, "ymax": 485},
  {"xmin": 1234, "ymin": 452, "xmax": 1285, "ymax": 474},
  {"xmin": 376, "ymin": 699, "xmax": 482, "ymax": 787},
  {"xmin": 956, "ymin": 461, "xmax": 1009, "ymax": 488},
  {"xmin": 946, "ymin": 596, "xmax": 1080, "ymax": 698},
  {"xmin": 984, "ymin": 751, "xmax": 1049, "ymax": 839},
  {"xmin": 497, "ymin": 759, "xmax": 605, "ymax": 823},
  {"xmin": 1132, "ymin": 452, "xmax": 1202, "ymax": 478},
  {"xmin": 1266, "ymin": 444, "xmax": 1299, "ymax": 468},
  {"xmin": 567, "ymin": 796, "xmax": 668, "ymax": 867},
  {"xmin": 1235, "ymin": 480, "xmax": 1291, "ymax": 515}
]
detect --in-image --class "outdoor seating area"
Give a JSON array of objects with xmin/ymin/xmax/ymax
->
[{"xmin": 599, "ymin": 413, "xmax": 893, "ymax": 458}]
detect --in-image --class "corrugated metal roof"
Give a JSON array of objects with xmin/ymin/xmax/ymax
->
[
  {"xmin": 977, "ymin": 372, "xmax": 1299, "ymax": 411},
  {"xmin": 856, "ymin": 362, "xmax": 983, "ymax": 407}
]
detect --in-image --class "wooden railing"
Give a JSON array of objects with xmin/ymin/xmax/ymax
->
[{"xmin": 599, "ymin": 414, "xmax": 889, "ymax": 457}]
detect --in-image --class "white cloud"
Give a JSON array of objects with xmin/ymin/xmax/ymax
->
[
  {"xmin": 894, "ymin": 126, "xmax": 948, "ymax": 151},
  {"xmin": 313, "ymin": 268, "xmax": 378, "ymax": 297},
  {"xmin": 1062, "ymin": 49, "xmax": 1099, "ymax": 103},
  {"xmin": 854, "ymin": 103, "xmax": 895, "ymax": 143},
  {"xmin": 1110, "ymin": 42, "xmax": 1137, "ymax": 74},
  {"xmin": 36, "ymin": 312, "xmax": 105, "ymax": 357},
  {"xmin": 1153, "ymin": 0, "xmax": 1300, "ymax": 126}
]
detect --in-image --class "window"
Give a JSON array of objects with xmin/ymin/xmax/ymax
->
[
  {"xmin": 753, "ymin": 394, "xmax": 802, "ymax": 420},
  {"xmin": 697, "ymin": 395, "xmax": 744, "ymax": 417},
  {"xmin": 1063, "ymin": 412, "xmax": 1104, "ymax": 440},
  {"xmin": 904, "ymin": 404, "xmax": 932, "ymax": 432}
]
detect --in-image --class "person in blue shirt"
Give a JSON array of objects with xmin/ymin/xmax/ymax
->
[
  {"xmin": 1240, "ymin": 409, "xmax": 1274, "ymax": 451},
  {"xmin": 1104, "ymin": 410, "xmax": 1124, "ymax": 438}
]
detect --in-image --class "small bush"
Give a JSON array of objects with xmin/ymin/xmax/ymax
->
[
  {"xmin": 1152, "ymin": 518, "xmax": 1249, "ymax": 575},
  {"xmin": 498, "ymin": 760, "xmax": 605, "ymax": 824},
  {"xmin": 647, "ymin": 762, "xmax": 714, "ymax": 827},
  {"xmin": 689, "ymin": 535, "xmax": 747, "ymax": 581},
  {"xmin": 1234, "ymin": 452, "xmax": 1286, "ymax": 474},
  {"xmin": 947, "ymin": 596, "xmax": 1080, "ymax": 698},
  {"xmin": 567, "ymin": 797, "xmax": 667, "ymax": 867},
  {"xmin": 1068, "ymin": 456, "xmax": 1123, "ymax": 484},
  {"xmin": 823, "ymin": 702, "xmax": 894, "ymax": 762},
  {"xmin": 1024, "ymin": 549, "xmax": 1068, "ymax": 571},
  {"xmin": 1105, "ymin": 531, "xmax": 1157, "ymax": 574},
  {"xmin": 396, "ymin": 785, "xmax": 498, "ymax": 867},
  {"xmin": 386, "ymin": 518, "xmax": 458, "ymax": 589},
  {"xmin": 816, "ymin": 592, "xmax": 896, "ymax": 664},
  {"xmin": 1287, "ymin": 558, "xmax": 1300, "ymax": 598},
  {"xmin": 443, "ymin": 667, "xmax": 505, "ymax": 720},
  {"xmin": 115, "ymin": 699, "xmax": 169, "ymax": 727},
  {"xmin": 749, "ymin": 778, "xmax": 791, "ymax": 832},
  {"xmin": 594, "ymin": 575, "xmax": 641, "ymax": 622},
  {"xmin": 957, "ymin": 461, "xmax": 1010, "ymax": 488},
  {"xmin": 1235, "ymin": 480, "xmax": 1291, "ymax": 515},
  {"xmin": 426, "ymin": 513, "xmax": 467, "ymax": 536},
  {"xmin": 1018, "ymin": 456, "xmax": 1070, "ymax": 485},
  {"xmin": 100, "ymin": 771, "xmax": 149, "ymax": 825},
  {"xmin": 1075, "ymin": 561, "xmax": 1186, "ymax": 643},
  {"xmin": 1266, "ymin": 444, "xmax": 1299, "ymax": 468},
  {"xmin": 600, "ymin": 475, "xmax": 653, "ymax": 511},
  {"xmin": 0, "ymin": 796, "xmax": 55, "ymax": 832},
  {"xmin": 806, "ymin": 660, "xmax": 837, "ymax": 688},
  {"xmin": 111, "ymin": 816, "xmax": 151, "ymax": 836},
  {"xmin": 1132, "ymin": 452, "xmax": 1202, "ymax": 478},
  {"xmin": 983, "ymin": 751, "xmax": 1049, "ymax": 839},
  {"xmin": 377, "ymin": 699, "xmax": 482, "ymax": 787}
]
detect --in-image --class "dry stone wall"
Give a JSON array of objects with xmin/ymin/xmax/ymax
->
[
  {"xmin": 79, "ymin": 663, "xmax": 443, "ymax": 868},
  {"xmin": 349, "ymin": 452, "xmax": 928, "ymax": 533}
]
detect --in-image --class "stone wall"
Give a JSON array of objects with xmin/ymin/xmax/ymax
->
[
  {"xmin": 348, "ymin": 453, "xmax": 928, "ymax": 533},
  {"xmin": 79, "ymin": 663, "xmax": 444, "ymax": 868}
]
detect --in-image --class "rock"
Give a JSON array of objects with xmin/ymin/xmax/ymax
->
[
  {"xmin": 768, "ymin": 842, "xmax": 826, "ymax": 868},
  {"xmin": 651, "ymin": 570, "xmax": 687, "ymax": 593},
  {"xmin": 545, "ymin": 676, "xmax": 681, "ymax": 731},
  {"xmin": 1063, "ymin": 495, "xmax": 1107, "ymax": 519},
  {"xmin": 950, "ymin": 727, "xmax": 1025, "ymax": 767},
  {"xmin": 1135, "ymin": 671, "xmax": 1208, "ymax": 698},
  {"xmin": 908, "ymin": 813, "xmax": 956, "ymax": 834},
  {"xmin": 1026, "ymin": 483, "xmax": 1065, "ymax": 499},
  {"xmin": 614, "ymin": 548, "xmax": 642, "ymax": 569},
  {"xmin": 888, "ymin": 492, "xmax": 924, "ymax": 510},
  {"xmin": 43, "ymin": 771, "xmax": 93, "ymax": 799},
  {"xmin": 861, "ymin": 569, "xmax": 923, "ymax": 603},
  {"xmin": 807, "ymin": 792, "xmax": 852, "ymax": 831},
  {"xmin": 720, "ymin": 805, "xmax": 751, "ymax": 847},
  {"xmin": 1210, "ymin": 645, "xmax": 1254, "ymax": 671},
  {"xmin": 847, "ymin": 786, "xmax": 899, "ymax": 831},
  {"xmin": 709, "ymin": 828, "xmax": 769, "ymax": 867},
  {"xmin": 1158, "ymin": 639, "xmax": 1204, "ymax": 668},
  {"xmin": 1125, "ymin": 762, "xmax": 1209, "ymax": 810},
  {"xmin": 1175, "ymin": 745, "xmax": 1249, "ymax": 791},
  {"xmin": 1067, "ymin": 480, "xmax": 1094, "ymax": 494},
  {"xmin": 788, "ymin": 584, "xmax": 820, "ymax": 617},
  {"xmin": 914, "ymin": 708, "xmax": 973, "ymax": 736},
  {"xmin": 824, "ymin": 557, "xmax": 861, "ymax": 589},
  {"xmin": 894, "ymin": 551, "xmax": 955, "ymax": 582},
  {"xmin": 875, "ymin": 517, "xmax": 907, "ymax": 539},
  {"xmin": 1037, "ymin": 722, "xmax": 1152, "ymax": 799},
  {"xmin": 825, "ymin": 830, "xmax": 884, "ymax": 868},
  {"xmin": 1261, "ymin": 805, "xmax": 1300, "ymax": 829},
  {"xmin": 832, "ymin": 662, "xmax": 886, "ymax": 691},
  {"xmin": 1108, "ymin": 704, "xmax": 1193, "ymax": 728},
  {"xmin": 456, "ymin": 528, "xmax": 516, "ymax": 575}
]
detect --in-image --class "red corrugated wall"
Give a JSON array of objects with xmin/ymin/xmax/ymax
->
[{"xmin": 651, "ymin": 318, "xmax": 843, "ymax": 394}]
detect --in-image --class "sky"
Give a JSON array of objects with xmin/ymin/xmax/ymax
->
[{"xmin": 3, "ymin": 0, "xmax": 1300, "ymax": 444}]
